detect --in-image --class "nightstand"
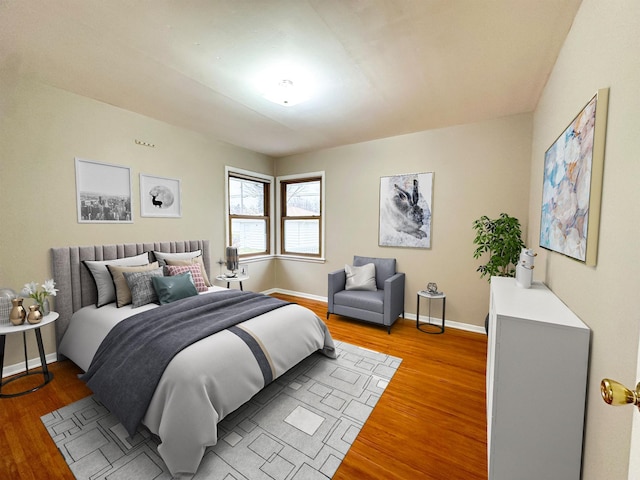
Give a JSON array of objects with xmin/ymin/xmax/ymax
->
[
  {"xmin": 0, "ymin": 311, "xmax": 58, "ymax": 397},
  {"xmin": 215, "ymin": 274, "xmax": 249, "ymax": 291}
]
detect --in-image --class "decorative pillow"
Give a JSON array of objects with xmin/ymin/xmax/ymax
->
[
  {"xmin": 83, "ymin": 252, "xmax": 150, "ymax": 307},
  {"xmin": 152, "ymin": 273, "xmax": 199, "ymax": 305},
  {"xmin": 345, "ymin": 263, "xmax": 377, "ymax": 291},
  {"xmin": 166, "ymin": 255, "xmax": 211, "ymax": 287},
  {"xmin": 123, "ymin": 268, "xmax": 164, "ymax": 308},
  {"xmin": 165, "ymin": 264, "xmax": 207, "ymax": 292},
  {"xmin": 107, "ymin": 262, "xmax": 159, "ymax": 308},
  {"xmin": 153, "ymin": 250, "xmax": 202, "ymax": 267}
]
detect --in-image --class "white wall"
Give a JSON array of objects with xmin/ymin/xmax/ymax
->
[{"xmin": 528, "ymin": 0, "xmax": 640, "ymax": 477}]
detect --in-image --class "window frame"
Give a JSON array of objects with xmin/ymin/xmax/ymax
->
[
  {"xmin": 225, "ymin": 166, "xmax": 274, "ymax": 259},
  {"xmin": 276, "ymin": 171, "xmax": 325, "ymax": 260}
]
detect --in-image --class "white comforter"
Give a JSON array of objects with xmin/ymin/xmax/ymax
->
[{"xmin": 58, "ymin": 287, "xmax": 336, "ymax": 475}]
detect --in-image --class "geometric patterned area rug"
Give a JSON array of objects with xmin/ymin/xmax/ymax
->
[{"xmin": 41, "ymin": 341, "xmax": 402, "ymax": 480}]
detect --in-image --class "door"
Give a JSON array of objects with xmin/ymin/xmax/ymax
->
[{"xmin": 629, "ymin": 340, "xmax": 640, "ymax": 479}]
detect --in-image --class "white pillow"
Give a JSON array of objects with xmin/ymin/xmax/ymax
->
[
  {"xmin": 83, "ymin": 252, "xmax": 150, "ymax": 307},
  {"xmin": 345, "ymin": 263, "xmax": 377, "ymax": 291},
  {"xmin": 153, "ymin": 249, "xmax": 202, "ymax": 266}
]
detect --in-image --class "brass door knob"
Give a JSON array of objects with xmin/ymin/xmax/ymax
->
[{"xmin": 600, "ymin": 378, "xmax": 640, "ymax": 410}]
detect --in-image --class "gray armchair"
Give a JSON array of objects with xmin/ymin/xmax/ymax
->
[{"xmin": 327, "ymin": 256, "xmax": 405, "ymax": 334}]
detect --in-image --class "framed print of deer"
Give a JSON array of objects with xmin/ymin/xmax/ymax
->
[
  {"xmin": 140, "ymin": 173, "xmax": 182, "ymax": 218},
  {"xmin": 379, "ymin": 172, "xmax": 433, "ymax": 248}
]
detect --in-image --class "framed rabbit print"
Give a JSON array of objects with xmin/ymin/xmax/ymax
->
[{"xmin": 379, "ymin": 172, "xmax": 433, "ymax": 248}]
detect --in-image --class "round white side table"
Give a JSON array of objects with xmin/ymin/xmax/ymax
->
[
  {"xmin": 215, "ymin": 274, "xmax": 249, "ymax": 291},
  {"xmin": 0, "ymin": 311, "xmax": 58, "ymax": 397},
  {"xmin": 416, "ymin": 291, "xmax": 446, "ymax": 334}
]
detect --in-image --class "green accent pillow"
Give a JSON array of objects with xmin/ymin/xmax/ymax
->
[{"xmin": 152, "ymin": 272, "xmax": 199, "ymax": 304}]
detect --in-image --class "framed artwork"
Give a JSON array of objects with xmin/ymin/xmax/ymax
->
[
  {"xmin": 140, "ymin": 174, "xmax": 182, "ymax": 218},
  {"xmin": 379, "ymin": 172, "xmax": 433, "ymax": 248},
  {"xmin": 539, "ymin": 88, "xmax": 609, "ymax": 266},
  {"xmin": 75, "ymin": 158, "xmax": 132, "ymax": 223}
]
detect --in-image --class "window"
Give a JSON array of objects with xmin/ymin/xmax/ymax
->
[
  {"xmin": 226, "ymin": 168, "xmax": 272, "ymax": 257},
  {"xmin": 279, "ymin": 174, "xmax": 323, "ymax": 257}
]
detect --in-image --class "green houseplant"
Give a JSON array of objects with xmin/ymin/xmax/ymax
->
[{"xmin": 472, "ymin": 213, "xmax": 525, "ymax": 281}]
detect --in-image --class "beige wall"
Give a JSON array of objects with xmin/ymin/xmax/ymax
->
[
  {"xmin": 0, "ymin": 78, "xmax": 274, "ymax": 366},
  {"xmin": 528, "ymin": 0, "xmax": 640, "ymax": 477},
  {"xmin": 275, "ymin": 114, "xmax": 533, "ymax": 329}
]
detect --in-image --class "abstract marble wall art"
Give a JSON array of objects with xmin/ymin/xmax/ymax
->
[{"xmin": 540, "ymin": 88, "xmax": 609, "ymax": 266}]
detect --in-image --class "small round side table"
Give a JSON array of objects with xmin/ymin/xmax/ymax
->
[
  {"xmin": 416, "ymin": 290, "xmax": 446, "ymax": 334},
  {"xmin": 215, "ymin": 274, "xmax": 249, "ymax": 291},
  {"xmin": 0, "ymin": 311, "xmax": 58, "ymax": 398}
]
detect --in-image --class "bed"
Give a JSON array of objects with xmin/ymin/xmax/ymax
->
[{"xmin": 51, "ymin": 240, "xmax": 336, "ymax": 476}]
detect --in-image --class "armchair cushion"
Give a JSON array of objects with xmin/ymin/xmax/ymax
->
[
  {"xmin": 353, "ymin": 256, "xmax": 396, "ymax": 290},
  {"xmin": 334, "ymin": 289, "xmax": 384, "ymax": 313},
  {"xmin": 345, "ymin": 263, "xmax": 377, "ymax": 291}
]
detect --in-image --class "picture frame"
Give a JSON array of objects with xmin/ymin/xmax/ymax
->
[
  {"xmin": 75, "ymin": 158, "xmax": 133, "ymax": 223},
  {"xmin": 140, "ymin": 174, "xmax": 182, "ymax": 218},
  {"xmin": 379, "ymin": 172, "xmax": 433, "ymax": 249},
  {"xmin": 539, "ymin": 88, "xmax": 609, "ymax": 266}
]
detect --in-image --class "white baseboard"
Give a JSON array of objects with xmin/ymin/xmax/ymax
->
[
  {"xmin": 2, "ymin": 352, "xmax": 58, "ymax": 379},
  {"xmin": 267, "ymin": 288, "xmax": 487, "ymax": 335}
]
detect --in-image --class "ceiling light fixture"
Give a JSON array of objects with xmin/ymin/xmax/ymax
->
[{"xmin": 262, "ymin": 78, "xmax": 309, "ymax": 107}]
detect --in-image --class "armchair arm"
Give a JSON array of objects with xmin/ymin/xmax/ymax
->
[
  {"xmin": 383, "ymin": 272, "xmax": 406, "ymax": 325},
  {"xmin": 327, "ymin": 269, "xmax": 346, "ymax": 313}
]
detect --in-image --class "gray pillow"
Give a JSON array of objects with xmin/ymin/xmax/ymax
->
[
  {"xmin": 152, "ymin": 250, "xmax": 202, "ymax": 267},
  {"xmin": 107, "ymin": 262, "xmax": 160, "ymax": 308},
  {"xmin": 345, "ymin": 263, "xmax": 377, "ymax": 291},
  {"xmin": 83, "ymin": 252, "xmax": 150, "ymax": 307},
  {"xmin": 123, "ymin": 268, "xmax": 164, "ymax": 308},
  {"xmin": 152, "ymin": 272, "xmax": 199, "ymax": 304}
]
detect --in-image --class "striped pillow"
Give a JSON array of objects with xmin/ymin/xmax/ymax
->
[{"xmin": 165, "ymin": 264, "xmax": 207, "ymax": 292}]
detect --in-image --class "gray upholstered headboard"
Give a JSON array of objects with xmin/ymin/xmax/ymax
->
[{"xmin": 51, "ymin": 240, "xmax": 210, "ymax": 349}]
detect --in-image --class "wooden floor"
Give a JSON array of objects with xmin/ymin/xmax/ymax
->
[{"xmin": 0, "ymin": 294, "xmax": 488, "ymax": 479}]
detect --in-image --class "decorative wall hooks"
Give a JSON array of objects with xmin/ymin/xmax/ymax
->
[{"xmin": 135, "ymin": 139, "xmax": 155, "ymax": 148}]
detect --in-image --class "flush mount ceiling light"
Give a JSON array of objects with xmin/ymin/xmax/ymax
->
[
  {"xmin": 262, "ymin": 78, "xmax": 309, "ymax": 107},
  {"xmin": 255, "ymin": 61, "xmax": 316, "ymax": 107}
]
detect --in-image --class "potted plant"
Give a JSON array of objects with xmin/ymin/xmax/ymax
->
[
  {"xmin": 472, "ymin": 213, "xmax": 526, "ymax": 280},
  {"xmin": 472, "ymin": 213, "xmax": 526, "ymax": 333}
]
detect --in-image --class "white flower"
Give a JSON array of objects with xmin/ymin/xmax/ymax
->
[
  {"xmin": 20, "ymin": 279, "xmax": 57, "ymax": 305},
  {"xmin": 22, "ymin": 281, "xmax": 38, "ymax": 296},
  {"xmin": 43, "ymin": 279, "xmax": 58, "ymax": 297}
]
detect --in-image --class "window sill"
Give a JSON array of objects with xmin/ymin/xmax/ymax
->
[{"xmin": 275, "ymin": 254, "xmax": 326, "ymax": 264}]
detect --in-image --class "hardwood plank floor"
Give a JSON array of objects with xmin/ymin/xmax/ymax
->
[{"xmin": 0, "ymin": 294, "xmax": 488, "ymax": 479}]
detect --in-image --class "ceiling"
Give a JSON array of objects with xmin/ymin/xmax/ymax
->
[{"xmin": 0, "ymin": 0, "xmax": 582, "ymax": 157}]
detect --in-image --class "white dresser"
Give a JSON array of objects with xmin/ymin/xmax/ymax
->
[{"xmin": 486, "ymin": 277, "xmax": 590, "ymax": 480}]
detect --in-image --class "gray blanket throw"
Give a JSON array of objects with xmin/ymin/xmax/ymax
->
[{"xmin": 81, "ymin": 290, "xmax": 291, "ymax": 436}]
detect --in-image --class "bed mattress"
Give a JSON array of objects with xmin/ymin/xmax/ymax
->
[{"xmin": 58, "ymin": 287, "xmax": 336, "ymax": 475}]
